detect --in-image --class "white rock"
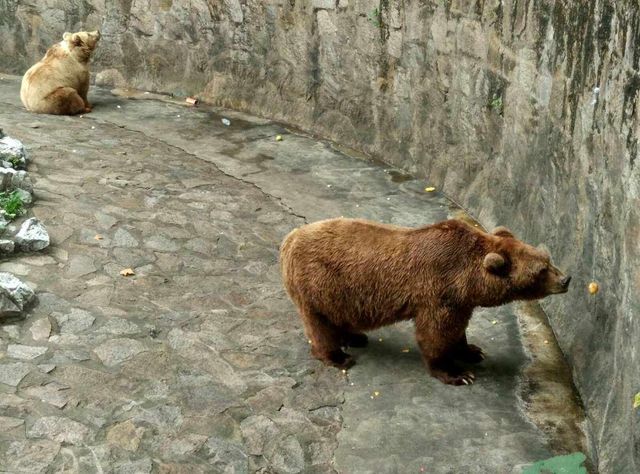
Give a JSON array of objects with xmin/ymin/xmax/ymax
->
[
  {"xmin": 15, "ymin": 218, "xmax": 50, "ymax": 252},
  {"xmin": 0, "ymin": 135, "xmax": 27, "ymax": 169},
  {"xmin": 0, "ymin": 272, "xmax": 36, "ymax": 310}
]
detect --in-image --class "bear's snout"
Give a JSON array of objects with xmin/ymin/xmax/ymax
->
[{"xmin": 551, "ymin": 274, "xmax": 572, "ymax": 294}]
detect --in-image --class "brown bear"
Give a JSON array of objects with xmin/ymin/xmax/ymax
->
[
  {"xmin": 280, "ymin": 218, "xmax": 571, "ymax": 386},
  {"xmin": 20, "ymin": 30, "xmax": 101, "ymax": 115}
]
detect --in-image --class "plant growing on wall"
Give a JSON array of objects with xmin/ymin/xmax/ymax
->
[
  {"xmin": 368, "ymin": 7, "xmax": 382, "ymax": 28},
  {"xmin": 489, "ymin": 95, "xmax": 503, "ymax": 115}
]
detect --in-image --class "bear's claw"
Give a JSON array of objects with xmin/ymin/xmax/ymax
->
[{"xmin": 456, "ymin": 372, "xmax": 475, "ymax": 385}]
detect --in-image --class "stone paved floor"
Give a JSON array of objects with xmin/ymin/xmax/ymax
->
[{"xmin": 0, "ymin": 75, "xmax": 585, "ymax": 473}]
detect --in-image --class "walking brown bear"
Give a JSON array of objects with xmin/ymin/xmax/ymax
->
[{"xmin": 279, "ymin": 218, "xmax": 571, "ymax": 386}]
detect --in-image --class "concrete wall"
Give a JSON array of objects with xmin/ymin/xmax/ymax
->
[{"xmin": 1, "ymin": 1, "xmax": 639, "ymax": 471}]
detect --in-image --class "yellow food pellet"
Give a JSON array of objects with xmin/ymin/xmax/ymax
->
[
  {"xmin": 588, "ymin": 282, "xmax": 599, "ymax": 295},
  {"xmin": 342, "ymin": 369, "xmax": 347, "ymax": 374},
  {"xmin": 424, "ymin": 186, "xmax": 436, "ymax": 192},
  {"xmin": 276, "ymin": 135, "xmax": 283, "ymax": 141},
  {"xmin": 373, "ymin": 391, "xmax": 380, "ymax": 397},
  {"xmin": 492, "ymin": 320, "xmax": 498, "ymax": 325},
  {"xmin": 378, "ymin": 338, "xmax": 383, "ymax": 342},
  {"xmin": 401, "ymin": 348, "xmax": 410, "ymax": 353},
  {"xmin": 544, "ymin": 340, "xmax": 549, "ymax": 344}
]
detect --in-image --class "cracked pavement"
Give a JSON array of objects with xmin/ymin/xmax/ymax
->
[{"xmin": 0, "ymin": 75, "xmax": 585, "ymax": 473}]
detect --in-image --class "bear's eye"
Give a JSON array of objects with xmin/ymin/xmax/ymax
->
[{"xmin": 538, "ymin": 267, "xmax": 548, "ymax": 277}]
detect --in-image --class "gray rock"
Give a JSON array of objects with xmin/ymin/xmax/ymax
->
[
  {"xmin": 65, "ymin": 254, "xmax": 97, "ymax": 278},
  {"xmin": 268, "ymin": 435, "xmax": 305, "ymax": 474},
  {"xmin": 216, "ymin": 234, "xmax": 237, "ymax": 257},
  {"xmin": 0, "ymin": 272, "xmax": 35, "ymax": 318},
  {"xmin": 97, "ymin": 318, "xmax": 140, "ymax": 336},
  {"xmin": 113, "ymin": 457, "xmax": 152, "ymax": 474},
  {"xmin": 131, "ymin": 404, "xmax": 183, "ymax": 429},
  {"xmin": 0, "ymin": 362, "xmax": 32, "ymax": 386},
  {"xmin": 27, "ymin": 416, "xmax": 91, "ymax": 445},
  {"xmin": 0, "ymin": 135, "xmax": 27, "ymax": 169},
  {"xmin": 144, "ymin": 234, "xmax": 178, "ymax": 252},
  {"xmin": 0, "ymin": 215, "xmax": 9, "ymax": 235},
  {"xmin": 14, "ymin": 187, "xmax": 32, "ymax": 204},
  {"xmin": 54, "ymin": 308, "xmax": 95, "ymax": 334},
  {"xmin": 241, "ymin": 415, "xmax": 280, "ymax": 455},
  {"xmin": 224, "ymin": 0, "xmax": 244, "ymax": 23},
  {"xmin": 205, "ymin": 437, "xmax": 249, "ymax": 473},
  {"xmin": 1, "ymin": 440, "xmax": 61, "ymax": 473},
  {"xmin": 7, "ymin": 344, "xmax": 48, "ymax": 360},
  {"xmin": 24, "ymin": 382, "xmax": 70, "ymax": 409},
  {"xmin": 15, "ymin": 218, "xmax": 50, "ymax": 252},
  {"xmin": 0, "ymin": 287, "xmax": 21, "ymax": 318},
  {"xmin": 11, "ymin": 169, "xmax": 32, "ymax": 191},
  {"xmin": 166, "ymin": 433, "xmax": 208, "ymax": 457},
  {"xmin": 94, "ymin": 211, "xmax": 118, "ymax": 229},
  {"xmin": 112, "ymin": 227, "xmax": 139, "ymax": 247},
  {"xmin": 30, "ymin": 317, "xmax": 52, "ymax": 341},
  {"xmin": 94, "ymin": 338, "xmax": 147, "ymax": 366},
  {"xmin": 0, "ymin": 271, "xmax": 35, "ymax": 307},
  {"xmin": 0, "ymin": 415, "xmax": 25, "ymax": 430},
  {"xmin": 0, "ymin": 239, "xmax": 15, "ymax": 253},
  {"xmin": 0, "ymin": 166, "xmax": 16, "ymax": 190}
]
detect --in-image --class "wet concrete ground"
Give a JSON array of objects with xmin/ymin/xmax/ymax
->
[{"xmin": 0, "ymin": 75, "xmax": 587, "ymax": 473}]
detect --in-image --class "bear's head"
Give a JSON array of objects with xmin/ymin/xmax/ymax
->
[
  {"xmin": 62, "ymin": 30, "xmax": 101, "ymax": 63},
  {"xmin": 482, "ymin": 226, "xmax": 571, "ymax": 303}
]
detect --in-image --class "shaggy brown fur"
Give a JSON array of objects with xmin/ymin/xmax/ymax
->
[
  {"xmin": 21, "ymin": 31, "xmax": 101, "ymax": 115},
  {"xmin": 280, "ymin": 218, "xmax": 571, "ymax": 385}
]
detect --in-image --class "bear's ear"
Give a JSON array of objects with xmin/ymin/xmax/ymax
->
[
  {"xmin": 70, "ymin": 33, "xmax": 83, "ymax": 46},
  {"xmin": 483, "ymin": 252, "xmax": 506, "ymax": 274},
  {"xmin": 63, "ymin": 32, "xmax": 72, "ymax": 41},
  {"xmin": 492, "ymin": 226, "xmax": 515, "ymax": 238}
]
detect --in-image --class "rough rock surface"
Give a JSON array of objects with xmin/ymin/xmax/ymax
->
[
  {"xmin": 0, "ymin": 2, "xmax": 634, "ymax": 470},
  {"xmin": 0, "ymin": 77, "xmax": 588, "ymax": 472},
  {"xmin": 15, "ymin": 217, "xmax": 50, "ymax": 252},
  {"xmin": 0, "ymin": 133, "xmax": 27, "ymax": 168},
  {"xmin": 0, "ymin": 271, "xmax": 35, "ymax": 319}
]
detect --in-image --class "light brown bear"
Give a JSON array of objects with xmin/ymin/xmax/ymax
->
[
  {"xmin": 20, "ymin": 31, "xmax": 101, "ymax": 115},
  {"xmin": 280, "ymin": 218, "xmax": 571, "ymax": 386}
]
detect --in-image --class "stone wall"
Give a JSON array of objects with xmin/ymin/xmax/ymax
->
[{"xmin": 1, "ymin": 1, "xmax": 639, "ymax": 471}]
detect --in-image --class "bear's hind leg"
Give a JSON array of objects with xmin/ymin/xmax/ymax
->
[
  {"xmin": 298, "ymin": 305, "xmax": 354, "ymax": 369},
  {"xmin": 43, "ymin": 87, "xmax": 86, "ymax": 115}
]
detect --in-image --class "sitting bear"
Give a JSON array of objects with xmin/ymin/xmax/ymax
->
[
  {"xmin": 20, "ymin": 30, "xmax": 101, "ymax": 115},
  {"xmin": 280, "ymin": 218, "xmax": 571, "ymax": 386}
]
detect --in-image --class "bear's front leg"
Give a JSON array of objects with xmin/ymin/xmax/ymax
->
[
  {"xmin": 451, "ymin": 332, "xmax": 486, "ymax": 364},
  {"xmin": 77, "ymin": 82, "xmax": 92, "ymax": 113},
  {"xmin": 415, "ymin": 309, "xmax": 475, "ymax": 386}
]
